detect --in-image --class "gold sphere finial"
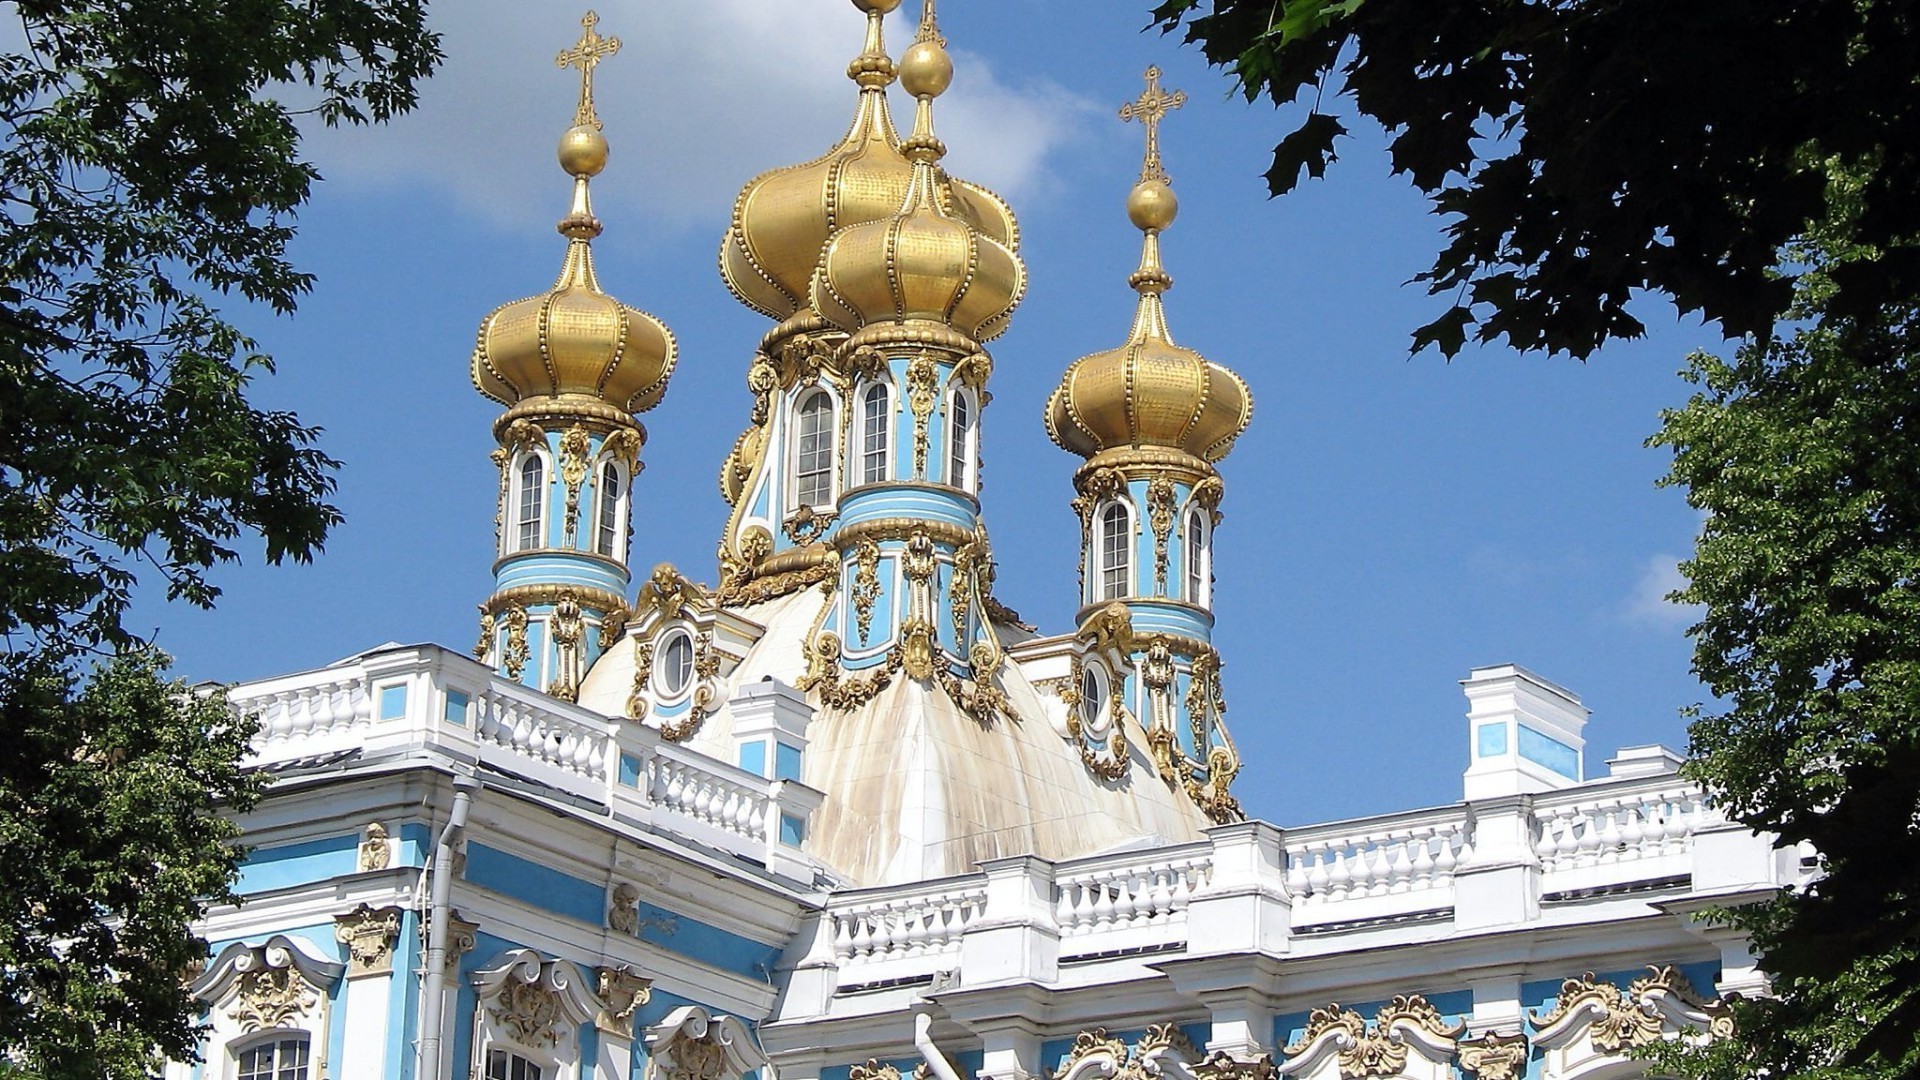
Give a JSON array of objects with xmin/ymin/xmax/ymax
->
[
  {"xmin": 558, "ymin": 124, "xmax": 609, "ymax": 178},
  {"xmin": 850, "ymin": 0, "xmax": 903, "ymax": 12},
  {"xmin": 1128, "ymin": 178, "xmax": 1178, "ymax": 233},
  {"xmin": 899, "ymin": 0, "xmax": 951, "ymax": 99}
]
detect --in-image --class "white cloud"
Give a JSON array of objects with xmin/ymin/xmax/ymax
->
[
  {"xmin": 1623, "ymin": 554, "xmax": 1702, "ymax": 629},
  {"xmin": 299, "ymin": 0, "xmax": 1098, "ymax": 233}
]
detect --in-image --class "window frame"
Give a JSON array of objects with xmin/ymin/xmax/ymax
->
[
  {"xmin": 513, "ymin": 450, "xmax": 548, "ymax": 554},
  {"xmin": 231, "ymin": 1030, "xmax": 313, "ymax": 1080},
  {"xmin": 1184, "ymin": 508, "xmax": 1210, "ymax": 606},
  {"xmin": 790, "ymin": 390, "xmax": 837, "ymax": 509},
  {"xmin": 946, "ymin": 386, "xmax": 975, "ymax": 489},
  {"xmin": 1096, "ymin": 501, "xmax": 1133, "ymax": 602},
  {"xmin": 858, "ymin": 382, "xmax": 891, "ymax": 487},
  {"xmin": 654, "ymin": 628, "xmax": 696, "ymax": 701},
  {"xmin": 594, "ymin": 459, "xmax": 625, "ymax": 559}
]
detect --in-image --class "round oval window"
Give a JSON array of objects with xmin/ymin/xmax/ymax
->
[
  {"xmin": 657, "ymin": 631, "xmax": 695, "ymax": 698},
  {"xmin": 1079, "ymin": 666, "xmax": 1104, "ymax": 727}
]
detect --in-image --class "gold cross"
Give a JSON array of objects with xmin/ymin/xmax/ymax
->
[
  {"xmin": 1120, "ymin": 66, "xmax": 1188, "ymax": 184},
  {"xmin": 556, "ymin": 11, "xmax": 622, "ymax": 131}
]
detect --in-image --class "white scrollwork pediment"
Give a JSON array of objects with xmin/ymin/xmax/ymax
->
[
  {"xmin": 1056, "ymin": 1024, "xmax": 1203, "ymax": 1080},
  {"xmin": 1530, "ymin": 967, "xmax": 1735, "ymax": 1080},
  {"xmin": 643, "ymin": 1005, "xmax": 772, "ymax": 1080},
  {"xmin": 192, "ymin": 935, "xmax": 343, "ymax": 1034},
  {"xmin": 471, "ymin": 949, "xmax": 602, "ymax": 1051},
  {"xmin": 1279, "ymin": 997, "xmax": 1463, "ymax": 1080}
]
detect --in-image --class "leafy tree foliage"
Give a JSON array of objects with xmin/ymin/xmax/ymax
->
[
  {"xmin": 0, "ymin": 652, "xmax": 262, "ymax": 1079},
  {"xmin": 0, "ymin": 1, "xmax": 439, "ymax": 1074},
  {"xmin": 1149, "ymin": 0, "xmax": 1920, "ymax": 358},
  {"xmin": 1651, "ymin": 247, "xmax": 1920, "ymax": 1076}
]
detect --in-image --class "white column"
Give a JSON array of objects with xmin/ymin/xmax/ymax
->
[
  {"xmin": 333, "ymin": 905, "xmax": 403, "ymax": 1079},
  {"xmin": 959, "ymin": 856, "xmax": 1059, "ymax": 985}
]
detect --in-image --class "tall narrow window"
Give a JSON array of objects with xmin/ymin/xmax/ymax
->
[
  {"xmin": 596, "ymin": 461, "xmax": 622, "ymax": 557},
  {"xmin": 1099, "ymin": 503, "xmax": 1131, "ymax": 600},
  {"xmin": 237, "ymin": 1035, "xmax": 311, "ymax": 1080},
  {"xmin": 861, "ymin": 384, "xmax": 889, "ymax": 485},
  {"xmin": 947, "ymin": 389, "xmax": 972, "ymax": 488},
  {"xmin": 1185, "ymin": 510, "xmax": 1208, "ymax": 604},
  {"xmin": 794, "ymin": 392, "xmax": 833, "ymax": 507},
  {"xmin": 515, "ymin": 454, "xmax": 544, "ymax": 552}
]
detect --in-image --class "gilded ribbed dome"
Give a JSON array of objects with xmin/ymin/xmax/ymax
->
[
  {"xmin": 472, "ymin": 126, "xmax": 677, "ymax": 414},
  {"xmin": 1046, "ymin": 176, "xmax": 1251, "ymax": 463},
  {"xmin": 720, "ymin": 0, "xmax": 1018, "ymax": 325},
  {"xmin": 809, "ymin": 16, "xmax": 1025, "ymax": 344}
]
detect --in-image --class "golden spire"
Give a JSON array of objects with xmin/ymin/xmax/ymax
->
[
  {"xmin": 556, "ymin": 11, "xmax": 622, "ymax": 130},
  {"xmin": 1120, "ymin": 65, "xmax": 1187, "ymax": 185},
  {"xmin": 898, "ymin": 0, "xmax": 953, "ymax": 164},
  {"xmin": 472, "ymin": 12, "xmax": 677, "ymax": 415},
  {"xmin": 1043, "ymin": 66, "xmax": 1250, "ymax": 465}
]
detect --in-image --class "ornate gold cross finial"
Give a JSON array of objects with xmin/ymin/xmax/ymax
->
[
  {"xmin": 917, "ymin": 0, "xmax": 946, "ymax": 45},
  {"xmin": 1120, "ymin": 66, "xmax": 1188, "ymax": 184},
  {"xmin": 557, "ymin": 11, "xmax": 622, "ymax": 130}
]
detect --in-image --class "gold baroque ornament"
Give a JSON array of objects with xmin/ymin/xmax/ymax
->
[
  {"xmin": 901, "ymin": 619, "xmax": 937, "ymax": 681},
  {"xmin": 502, "ymin": 604, "xmax": 531, "ymax": 680},
  {"xmin": 1192, "ymin": 1051, "xmax": 1277, "ymax": 1080},
  {"xmin": 636, "ymin": 562, "xmax": 707, "ymax": 622},
  {"xmin": 626, "ymin": 639, "xmax": 653, "ymax": 719},
  {"xmin": 229, "ymin": 966, "xmax": 318, "ymax": 1033},
  {"xmin": 333, "ymin": 904, "xmax": 402, "ymax": 977},
  {"xmin": 549, "ymin": 590, "xmax": 585, "ymax": 702},
  {"xmin": 849, "ymin": 1062, "xmax": 902, "ymax": 1080},
  {"xmin": 1456, "ymin": 1032, "xmax": 1529, "ymax": 1080},
  {"xmin": 593, "ymin": 966, "xmax": 652, "ymax": 1038},
  {"xmin": 1284, "ymin": 996, "xmax": 1463, "ymax": 1080},
  {"xmin": 604, "ymin": 424, "xmax": 642, "ymax": 473},
  {"xmin": 1184, "ymin": 744, "xmax": 1244, "ymax": 825},
  {"xmin": 1190, "ymin": 473, "xmax": 1225, "ymax": 526},
  {"xmin": 1059, "ymin": 1029, "xmax": 1130, "ymax": 1076},
  {"xmin": 1147, "ymin": 476, "xmax": 1177, "ymax": 594},
  {"xmin": 1632, "ymin": 964, "xmax": 1736, "ymax": 1040},
  {"xmin": 784, "ymin": 503, "xmax": 838, "ymax": 545},
  {"xmin": 474, "ymin": 607, "xmax": 495, "ymax": 661},
  {"xmin": 851, "ymin": 539, "xmax": 882, "ymax": 644},
  {"xmin": 907, "ymin": 352, "xmax": 938, "ymax": 476},
  {"xmin": 657, "ymin": 632, "xmax": 725, "ymax": 742},
  {"xmin": 494, "ymin": 978, "xmax": 565, "ymax": 1048},
  {"xmin": 1531, "ymin": 973, "xmax": 1662, "ymax": 1052},
  {"xmin": 1064, "ymin": 654, "xmax": 1130, "ymax": 782},
  {"xmin": 559, "ymin": 424, "xmax": 593, "ymax": 543}
]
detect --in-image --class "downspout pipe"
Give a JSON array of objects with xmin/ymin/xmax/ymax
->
[
  {"xmin": 419, "ymin": 773, "xmax": 479, "ymax": 1077},
  {"xmin": 915, "ymin": 1012, "xmax": 963, "ymax": 1080}
]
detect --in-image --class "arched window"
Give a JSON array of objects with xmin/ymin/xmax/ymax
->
[
  {"xmin": 947, "ymin": 388, "xmax": 973, "ymax": 488},
  {"xmin": 1185, "ymin": 510, "xmax": 1209, "ymax": 605},
  {"xmin": 793, "ymin": 392, "xmax": 834, "ymax": 507},
  {"xmin": 515, "ymin": 454, "xmax": 545, "ymax": 553},
  {"xmin": 1098, "ymin": 503, "xmax": 1132, "ymax": 600},
  {"xmin": 595, "ymin": 461, "xmax": 623, "ymax": 558},
  {"xmin": 860, "ymin": 384, "xmax": 889, "ymax": 486},
  {"xmin": 655, "ymin": 630, "xmax": 695, "ymax": 700},
  {"xmin": 236, "ymin": 1033, "xmax": 312, "ymax": 1080},
  {"xmin": 485, "ymin": 1048, "xmax": 544, "ymax": 1080}
]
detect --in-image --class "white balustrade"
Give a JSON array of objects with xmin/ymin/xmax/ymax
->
[
  {"xmin": 831, "ymin": 886, "xmax": 984, "ymax": 966},
  {"xmin": 646, "ymin": 750, "xmax": 769, "ymax": 844},
  {"xmin": 1532, "ymin": 784, "xmax": 1718, "ymax": 893},
  {"xmin": 1054, "ymin": 848, "xmax": 1210, "ymax": 955},
  {"xmin": 1283, "ymin": 809, "xmax": 1473, "ymax": 926}
]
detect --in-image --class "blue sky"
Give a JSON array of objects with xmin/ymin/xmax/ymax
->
[{"xmin": 132, "ymin": 0, "xmax": 1726, "ymax": 826}]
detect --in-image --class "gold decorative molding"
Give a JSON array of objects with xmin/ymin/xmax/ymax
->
[
  {"xmin": 482, "ymin": 582, "xmax": 629, "ymax": 620},
  {"xmin": 626, "ymin": 640, "xmax": 653, "ymax": 719},
  {"xmin": 502, "ymin": 604, "xmax": 530, "ymax": 681},
  {"xmin": 333, "ymin": 904, "xmax": 402, "ymax": 978},
  {"xmin": 1148, "ymin": 477, "xmax": 1177, "ymax": 594},
  {"xmin": 851, "ymin": 539, "xmax": 882, "ymax": 644},
  {"xmin": 559, "ymin": 424, "xmax": 593, "ymax": 544},
  {"xmin": 1192, "ymin": 1051, "xmax": 1276, "ymax": 1080},
  {"xmin": 594, "ymin": 965, "xmax": 653, "ymax": 1038},
  {"xmin": 784, "ymin": 504, "xmax": 838, "ymax": 545},
  {"xmin": 1283, "ymin": 996, "xmax": 1463, "ymax": 1080},
  {"xmin": 549, "ymin": 590, "xmax": 585, "ymax": 702},
  {"xmin": 635, "ymin": 562, "xmax": 708, "ymax": 623},
  {"xmin": 1456, "ymin": 1032, "xmax": 1528, "ymax": 1080},
  {"xmin": 474, "ymin": 607, "xmax": 496, "ymax": 662},
  {"xmin": 907, "ymin": 352, "xmax": 938, "ymax": 476},
  {"xmin": 837, "ymin": 515, "xmax": 976, "ymax": 550}
]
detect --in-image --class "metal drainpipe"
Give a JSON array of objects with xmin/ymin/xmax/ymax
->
[
  {"xmin": 914, "ymin": 1012, "xmax": 962, "ymax": 1080},
  {"xmin": 418, "ymin": 774, "xmax": 479, "ymax": 1077}
]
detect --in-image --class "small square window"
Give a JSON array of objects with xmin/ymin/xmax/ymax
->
[
  {"xmin": 444, "ymin": 690, "xmax": 470, "ymax": 726},
  {"xmin": 378, "ymin": 684, "xmax": 408, "ymax": 722}
]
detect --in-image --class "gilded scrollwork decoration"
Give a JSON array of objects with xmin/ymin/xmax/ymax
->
[
  {"xmin": 1455, "ymin": 1032, "xmax": 1528, "ymax": 1080},
  {"xmin": 1281, "ymin": 995, "xmax": 1463, "ymax": 1080},
  {"xmin": 852, "ymin": 539, "xmax": 882, "ymax": 644},
  {"xmin": 907, "ymin": 352, "xmax": 938, "ymax": 477},
  {"xmin": 559, "ymin": 424, "xmax": 593, "ymax": 543},
  {"xmin": 1147, "ymin": 476, "xmax": 1177, "ymax": 594},
  {"xmin": 502, "ymin": 604, "xmax": 531, "ymax": 680}
]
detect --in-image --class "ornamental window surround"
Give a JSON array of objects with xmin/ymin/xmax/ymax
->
[
  {"xmin": 1184, "ymin": 509, "xmax": 1209, "ymax": 606},
  {"xmin": 1079, "ymin": 662, "xmax": 1108, "ymax": 730},
  {"xmin": 486, "ymin": 1048, "xmax": 545, "ymax": 1080},
  {"xmin": 1097, "ymin": 502, "xmax": 1133, "ymax": 601},
  {"xmin": 947, "ymin": 387, "xmax": 975, "ymax": 490},
  {"xmin": 859, "ymin": 383, "xmax": 890, "ymax": 486},
  {"xmin": 595, "ymin": 460, "xmax": 624, "ymax": 559},
  {"xmin": 792, "ymin": 390, "xmax": 836, "ymax": 509},
  {"xmin": 514, "ymin": 452, "xmax": 547, "ymax": 553}
]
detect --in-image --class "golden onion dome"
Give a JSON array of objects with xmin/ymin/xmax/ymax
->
[
  {"xmin": 472, "ymin": 123, "xmax": 678, "ymax": 414},
  {"xmin": 809, "ymin": 9, "xmax": 1026, "ymax": 345},
  {"xmin": 719, "ymin": 0, "xmax": 1019, "ymax": 324},
  {"xmin": 1045, "ymin": 81, "xmax": 1251, "ymax": 464}
]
